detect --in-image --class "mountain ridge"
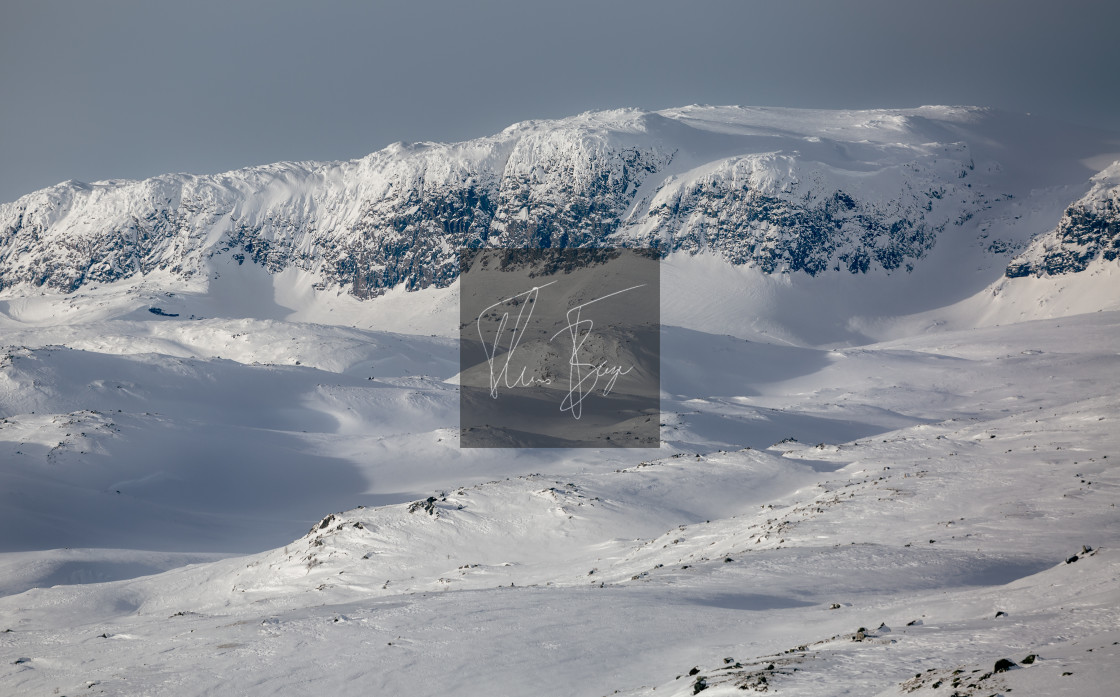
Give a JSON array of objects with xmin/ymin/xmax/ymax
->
[{"xmin": 4, "ymin": 105, "xmax": 1111, "ymax": 299}]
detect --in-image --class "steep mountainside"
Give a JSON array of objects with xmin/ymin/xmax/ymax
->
[
  {"xmin": 2, "ymin": 106, "xmax": 1104, "ymax": 298},
  {"xmin": 1006, "ymin": 161, "xmax": 1120, "ymax": 277}
]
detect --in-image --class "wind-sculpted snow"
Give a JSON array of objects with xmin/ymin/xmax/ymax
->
[
  {"xmin": 2, "ymin": 313, "xmax": 1118, "ymax": 697},
  {"xmin": 0, "ymin": 106, "xmax": 1056, "ymax": 296}
]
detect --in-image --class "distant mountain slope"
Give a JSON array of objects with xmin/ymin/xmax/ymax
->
[
  {"xmin": 2, "ymin": 106, "xmax": 1107, "ymax": 298},
  {"xmin": 1006, "ymin": 161, "xmax": 1120, "ymax": 277}
]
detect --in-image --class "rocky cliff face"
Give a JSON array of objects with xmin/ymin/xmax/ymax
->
[
  {"xmin": 0, "ymin": 105, "xmax": 1053, "ymax": 297},
  {"xmin": 1006, "ymin": 162, "xmax": 1120, "ymax": 278}
]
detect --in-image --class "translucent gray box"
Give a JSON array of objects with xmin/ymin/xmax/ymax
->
[{"xmin": 459, "ymin": 248, "xmax": 660, "ymax": 448}]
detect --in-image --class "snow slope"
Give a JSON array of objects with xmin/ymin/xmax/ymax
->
[{"xmin": 1, "ymin": 312, "xmax": 1117, "ymax": 696}]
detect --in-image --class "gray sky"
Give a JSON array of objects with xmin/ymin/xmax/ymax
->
[{"xmin": 2, "ymin": 0, "xmax": 1118, "ymax": 204}]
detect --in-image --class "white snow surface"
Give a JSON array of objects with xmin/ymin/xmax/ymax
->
[{"xmin": 1, "ymin": 108, "xmax": 1119, "ymax": 696}]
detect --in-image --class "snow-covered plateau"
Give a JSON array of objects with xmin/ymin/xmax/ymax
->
[{"xmin": 1, "ymin": 106, "xmax": 1118, "ymax": 696}]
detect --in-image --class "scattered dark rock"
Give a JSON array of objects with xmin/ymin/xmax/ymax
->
[
  {"xmin": 993, "ymin": 658, "xmax": 1017, "ymax": 673},
  {"xmin": 309, "ymin": 514, "xmax": 337, "ymax": 534},
  {"xmin": 688, "ymin": 667, "xmax": 700, "ymax": 676},
  {"xmin": 1021, "ymin": 654, "xmax": 1036, "ymax": 664},
  {"xmin": 408, "ymin": 497, "xmax": 438, "ymax": 515}
]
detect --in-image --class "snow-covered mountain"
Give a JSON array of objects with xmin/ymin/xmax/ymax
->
[
  {"xmin": 2, "ymin": 105, "xmax": 1111, "ymax": 299},
  {"xmin": 1006, "ymin": 161, "xmax": 1120, "ymax": 277},
  {"xmin": 2, "ymin": 105, "xmax": 1119, "ymax": 697}
]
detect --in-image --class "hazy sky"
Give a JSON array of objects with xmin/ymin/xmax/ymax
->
[{"xmin": 2, "ymin": 0, "xmax": 1117, "ymax": 204}]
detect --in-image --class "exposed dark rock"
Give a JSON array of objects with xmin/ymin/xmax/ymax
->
[
  {"xmin": 1006, "ymin": 164, "xmax": 1120, "ymax": 277},
  {"xmin": 0, "ymin": 109, "xmax": 998, "ymax": 297},
  {"xmin": 408, "ymin": 497, "xmax": 439, "ymax": 516}
]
